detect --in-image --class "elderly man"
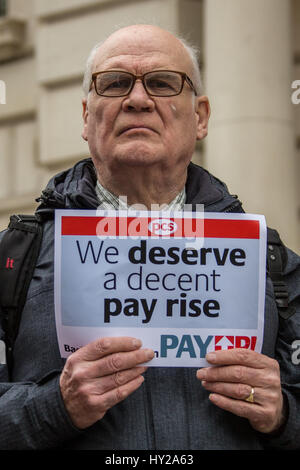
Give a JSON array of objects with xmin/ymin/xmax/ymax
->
[{"xmin": 0, "ymin": 25, "xmax": 299, "ymax": 450}]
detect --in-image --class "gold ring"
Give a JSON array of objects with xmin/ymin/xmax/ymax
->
[{"xmin": 245, "ymin": 387, "xmax": 255, "ymax": 403}]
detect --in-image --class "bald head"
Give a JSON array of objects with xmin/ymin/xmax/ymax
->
[
  {"xmin": 82, "ymin": 25, "xmax": 203, "ymax": 97},
  {"xmin": 81, "ymin": 23, "xmax": 210, "ymax": 208},
  {"xmin": 95, "ymin": 25, "xmax": 192, "ymax": 66}
]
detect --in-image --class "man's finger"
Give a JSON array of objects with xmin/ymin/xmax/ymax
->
[
  {"xmin": 88, "ymin": 366, "xmax": 148, "ymax": 395},
  {"xmin": 197, "ymin": 364, "xmax": 267, "ymax": 387},
  {"xmin": 204, "ymin": 348, "xmax": 276, "ymax": 368},
  {"xmin": 75, "ymin": 337, "xmax": 143, "ymax": 361},
  {"xmin": 88, "ymin": 348, "xmax": 154, "ymax": 378},
  {"xmin": 208, "ymin": 392, "xmax": 260, "ymax": 421},
  {"xmin": 201, "ymin": 380, "xmax": 263, "ymax": 404},
  {"xmin": 96, "ymin": 374, "xmax": 146, "ymax": 415}
]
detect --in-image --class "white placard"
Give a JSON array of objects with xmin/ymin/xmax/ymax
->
[{"xmin": 54, "ymin": 210, "xmax": 266, "ymax": 367}]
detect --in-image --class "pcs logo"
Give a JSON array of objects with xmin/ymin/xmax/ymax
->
[{"xmin": 148, "ymin": 218, "xmax": 177, "ymax": 236}]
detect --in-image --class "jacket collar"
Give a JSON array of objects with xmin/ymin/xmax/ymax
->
[{"xmin": 36, "ymin": 158, "xmax": 243, "ymax": 217}]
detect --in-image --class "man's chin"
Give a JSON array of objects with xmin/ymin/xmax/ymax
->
[{"xmin": 113, "ymin": 145, "xmax": 163, "ymax": 167}]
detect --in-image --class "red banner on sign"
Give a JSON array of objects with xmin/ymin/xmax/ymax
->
[{"xmin": 61, "ymin": 216, "xmax": 260, "ymax": 239}]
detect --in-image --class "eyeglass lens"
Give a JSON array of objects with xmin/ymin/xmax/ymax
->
[{"xmin": 95, "ymin": 71, "xmax": 183, "ymax": 96}]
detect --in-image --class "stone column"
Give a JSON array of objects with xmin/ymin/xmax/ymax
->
[{"xmin": 203, "ymin": 0, "xmax": 299, "ymax": 252}]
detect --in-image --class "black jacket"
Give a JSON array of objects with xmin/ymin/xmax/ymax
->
[{"xmin": 0, "ymin": 158, "xmax": 299, "ymax": 449}]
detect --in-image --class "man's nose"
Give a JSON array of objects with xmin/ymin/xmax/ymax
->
[{"xmin": 122, "ymin": 80, "xmax": 155, "ymax": 112}]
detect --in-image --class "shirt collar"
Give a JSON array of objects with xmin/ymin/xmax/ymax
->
[{"xmin": 95, "ymin": 180, "xmax": 186, "ymax": 211}]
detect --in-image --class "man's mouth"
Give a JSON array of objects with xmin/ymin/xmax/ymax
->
[{"xmin": 119, "ymin": 125, "xmax": 157, "ymax": 136}]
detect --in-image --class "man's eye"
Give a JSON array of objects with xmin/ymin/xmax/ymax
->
[
  {"xmin": 108, "ymin": 79, "xmax": 129, "ymax": 89},
  {"xmin": 103, "ymin": 79, "xmax": 129, "ymax": 90},
  {"xmin": 149, "ymin": 79, "xmax": 173, "ymax": 89},
  {"xmin": 98, "ymin": 76, "xmax": 131, "ymax": 93}
]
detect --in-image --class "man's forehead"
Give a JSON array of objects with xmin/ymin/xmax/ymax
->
[{"xmin": 92, "ymin": 26, "xmax": 191, "ymax": 73}]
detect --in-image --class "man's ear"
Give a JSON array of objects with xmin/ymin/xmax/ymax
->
[
  {"xmin": 195, "ymin": 96, "xmax": 211, "ymax": 141},
  {"xmin": 82, "ymin": 98, "xmax": 89, "ymax": 141}
]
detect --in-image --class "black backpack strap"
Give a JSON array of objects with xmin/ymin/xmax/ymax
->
[
  {"xmin": 267, "ymin": 227, "xmax": 296, "ymax": 320},
  {"xmin": 0, "ymin": 214, "xmax": 43, "ymax": 377}
]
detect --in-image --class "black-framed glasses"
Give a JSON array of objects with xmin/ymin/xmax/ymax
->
[{"xmin": 90, "ymin": 70, "xmax": 197, "ymax": 97}]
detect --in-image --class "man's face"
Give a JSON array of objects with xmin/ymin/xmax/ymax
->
[{"xmin": 82, "ymin": 26, "xmax": 210, "ymax": 178}]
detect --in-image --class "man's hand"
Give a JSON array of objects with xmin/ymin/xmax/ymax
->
[
  {"xmin": 60, "ymin": 336, "xmax": 154, "ymax": 429},
  {"xmin": 196, "ymin": 348, "xmax": 286, "ymax": 434}
]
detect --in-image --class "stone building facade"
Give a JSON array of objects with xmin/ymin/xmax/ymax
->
[{"xmin": 0, "ymin": 0, "xmax": 299, "ymax": 252}]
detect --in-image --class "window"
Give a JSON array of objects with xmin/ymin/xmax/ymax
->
[
  {"xmin": 0, "ymin": 0, "xmax": 6, "ymax": 17},
  {"xmin": 0, "ymin": 0, "xmax": 26, "ymax": 61}
]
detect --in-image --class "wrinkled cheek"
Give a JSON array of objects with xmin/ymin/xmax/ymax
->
[
  {"xmin": 169, "ymin": 101, "xmax": 198, "ymax": 136},
  {"xmin": 87, "ymin": 109, "xmax": 113, "ymax": 156},
  {"xmin": 87, "ymin": 121, "xmax": 101, "ymax": 152},
  {"xmin": 89, "ymin": 101, "xmax": 114, "ymax": 131}
]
